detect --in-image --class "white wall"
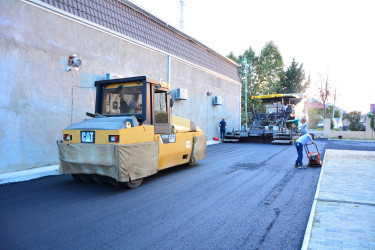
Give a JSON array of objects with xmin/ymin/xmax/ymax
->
[{"xmin": 324, "ymin": 119, "xmax": 374, "ymax": 140}]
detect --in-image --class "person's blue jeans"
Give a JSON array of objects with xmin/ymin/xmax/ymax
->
[
  {"xmin": 220, "ymin": 129, "xmax": 226, "ymax": 140},
  {"xmin": 295, "ymin": 142, "xmax": 303, "ymax": 164}
]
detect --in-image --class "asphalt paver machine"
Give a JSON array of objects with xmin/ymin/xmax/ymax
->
[{"xmin": 225, "ymin": 93, "xmax": 304, "ymax": 144}]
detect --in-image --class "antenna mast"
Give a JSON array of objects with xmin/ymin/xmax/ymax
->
[{"xmin": 179, "ymin": 0, "xmax": 185, "ymax": 30}]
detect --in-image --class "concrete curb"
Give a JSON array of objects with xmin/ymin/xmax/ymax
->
[
  {"xmin": 328, "ymin": 138, "xmax": 375, "ymax": 142},
  {"xmin": 301, "ymin": 149, "xmax": 328, "ymax": 250},
  {"xmin": 207, "ymin": 139, "xmax": 221, "ymax": 146},
  {"xmin": 0, "ymin": 165, "xmax": 60, "ymax": 185}
]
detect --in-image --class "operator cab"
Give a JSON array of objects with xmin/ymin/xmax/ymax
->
[
  {"xmin": 250, "ymin": 93, "xmax": 303, "ymax": 126},
  {"xmin": 94, "ymin": 76, "xmax": 172, "ymax": 133}
]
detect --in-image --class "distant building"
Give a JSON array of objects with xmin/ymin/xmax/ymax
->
[
  {"xmin": 307, "ymin": 98, "xmax": 324, "ymax": 110},
  {"xmin": 370, "ymin": 104, "xmax": 375, "ymax": 113}
]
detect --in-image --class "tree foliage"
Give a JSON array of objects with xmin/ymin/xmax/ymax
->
[
  {"xmin": 368, "ymin": 113, "xmax": 375, "ymax": 130},
  {"xmin": 228, "ymin": 47, "xmax": 258, "ymax": 125},
  {"xmin": 228, "ymin": 41, "xmax": 309, "ymax": 98},
  {"xmin": 343, "ymin": 111, "xmax": 362, "ymax": 131},
  {"xmin": 227, "ymin": 41, "xmax": 310, "ymax": 125},
  {"xmin": 325, "ymin": 106, "xmax": 341, "ymax": 118},
  {"xmin": 280, "ymin": 58, "xmax": 310, "ymax": 93},
  {"xmin": 308, "ymin": 108, "xmax": 323, "ymax": 128},
  {"xmin": 256, "ymin": 41, "xmax": 284, "ymax": 94}
]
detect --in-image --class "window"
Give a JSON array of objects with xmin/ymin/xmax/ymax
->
[
  {"xmin": 154, "ymin": 91, "xmax": 168, "ymax": 124},
  {"xmin": 102, "ymin": 86, "xmax": 142, "ymax": 115}
]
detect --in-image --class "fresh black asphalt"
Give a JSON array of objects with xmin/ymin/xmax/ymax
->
[{"xmin": 2, "ymin": 139, "xmax": 372, "ymax": 249}]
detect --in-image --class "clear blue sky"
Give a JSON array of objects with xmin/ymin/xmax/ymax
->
[{"xmin": 131, "ymin": 0, "xmax": 375, "ymax": 113}]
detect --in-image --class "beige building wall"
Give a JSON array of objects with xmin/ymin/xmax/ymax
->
[{"xmin": 0, "ymin": 0, "xmax": 241, "ymax": 174}]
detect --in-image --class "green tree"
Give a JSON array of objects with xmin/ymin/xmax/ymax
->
[
  {"xmin": 227, "ymin": 52, "xmax": 237, "ymax": 62},
  {"xmin": 227, "ymin": 42, "xmax": 309, "ymax": 125},
  {"xmin": 308, "ymin": 108, "xmax": 323, "ymax": 128},
  {"xmin": 343, "ymin": 111, "xmax": 362, "ymax": 131},
  {"xmin": 256, "ymin": 41, "xmax": 284, "ymax": 94},
  {"xmin": 326, "ymin": 106, "xmax": 341, "ymax": 118},
  {"xmin": 368, "ymin": 113, "xmax": 374, "ymax": 130},
  {"xmin": 280, "ymin": 58, "xmax": 310, "ymax": 94}
]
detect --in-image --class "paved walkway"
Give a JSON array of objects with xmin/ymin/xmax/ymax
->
[{"xmin": 302, "ymin": 149, "xmax": 375, "ymax": 249}]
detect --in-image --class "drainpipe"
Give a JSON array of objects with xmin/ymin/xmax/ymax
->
[{"xmin": 167, "ymin": 55, "xmax": 171, "ymax": 83}]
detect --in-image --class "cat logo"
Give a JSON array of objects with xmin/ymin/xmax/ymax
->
[{"xmin": 81, "ymin": 131, "xmax": 95, "ymax": 143}]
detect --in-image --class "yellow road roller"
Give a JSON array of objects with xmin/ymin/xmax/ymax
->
[{"xmin": 57, "ymin": 76, "xmax": 206, "ymax": 188}]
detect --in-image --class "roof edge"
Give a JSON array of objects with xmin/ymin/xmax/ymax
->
[{"xmin": 121, "ymin": 0, "xmax": 237, "ymax": 66}]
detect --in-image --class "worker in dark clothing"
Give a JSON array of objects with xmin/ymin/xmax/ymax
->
[
  {"xmin": 295, "ymin": 133, "xmax": 315, "ymax": 168},
  {"xmin": 219, "ymin": 118, "xmax": 227, "ymax": 141}
]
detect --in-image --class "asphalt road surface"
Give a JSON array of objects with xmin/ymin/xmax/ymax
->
[{"xmin": 3, "ymin": 139, "xmax": 370, "ymax": 250}]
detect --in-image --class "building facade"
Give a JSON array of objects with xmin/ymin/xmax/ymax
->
[{"xmin": 0, "ymin": 0, "xmax": 241, "ymax": 174}]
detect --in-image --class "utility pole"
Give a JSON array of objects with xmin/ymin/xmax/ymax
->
[
  {"xmin": 242, "ymin": 58, "xmax": 249, "ymax": 126},
  {"xmin": 179, "ymin": 0, "xmax": 185, "ymax": 30},
  {"xmin": 332, "ymin": 88, "xmax": 336, "ymax": 120}
]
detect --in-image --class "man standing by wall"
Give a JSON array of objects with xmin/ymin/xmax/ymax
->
[{"xmin": 219, "ymin": 118, "xmax": 227, "ymax": 141}]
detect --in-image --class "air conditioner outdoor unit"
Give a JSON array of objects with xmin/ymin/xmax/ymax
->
[
  {"xmin": 213, "ymin": 96, "xmax": 222, "ymax": 105},
  {"xmin": 175, "ymin": 88, "xmax": 188, "ymax": 100}
]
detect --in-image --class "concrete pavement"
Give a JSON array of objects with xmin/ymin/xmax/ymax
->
[{"xmin": 302, "ymin": 149, "xmax": 375, "ymax": 249}]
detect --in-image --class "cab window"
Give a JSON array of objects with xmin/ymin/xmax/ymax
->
[
  {"xmin": 154, "ymin": 91, "xmax": 168, "ymax": 123},
  {"xmin": 102, "ymin": 86, "xmax": 142, "ymax": 115}
]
